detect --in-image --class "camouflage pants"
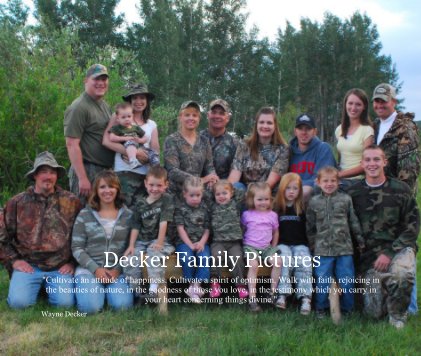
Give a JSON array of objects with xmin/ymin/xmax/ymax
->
[
  {"xmin": 276, "ymin": 244, "xmax": 312, "ymax": 299},
  {"xmin": 124, "ymin": 239, "xmax": 175, "ymax": 296},
  {"xmin": 116, "ymin": 171, "xmax": 146, "ymax": 211},
  {"xmin": 210, "ymin": 241, "xmax": 246, "ymax": 284},
  {"xmin": 363, "ymin": 247, "xmax": 415, "ymax": 321},
  {"xmin": 68, "ymin": 163, "xmax": 108, "ymax": 205}
]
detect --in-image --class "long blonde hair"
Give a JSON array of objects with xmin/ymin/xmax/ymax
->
[{"xmin": 274, "ymin": 173, "xmax": 304, "ymax": 215}]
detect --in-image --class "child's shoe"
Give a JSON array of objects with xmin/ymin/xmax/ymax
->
[
  {"xmin": 210, "ymin": 282, "xmax": 221, "ymax": 298},
  {"xmin": 249, "ymin": 301, "xmax": 262, "ymax": 313},
  {"xmin": 237, "ymin": 285, "xmax": 249, "ymax": 299},
  {"xmin": 316, "ymin": 309, "xmax": 327, "ymax": 319},
  {"xmin": 185, "ymin": 285, "xmax": 201, "ymax": 304},
  {"xmin": 300, "ymin": 297, "xmax": 311, "ymax": 315},
  {"xmin": 275, "ymin": 295, "xmax": 287, "ymax": 310}
]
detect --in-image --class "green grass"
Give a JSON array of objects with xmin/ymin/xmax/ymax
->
[
  {"xmin": 0, "ymin": 267, "xmax": 420, "ymax": 355},
  {"xmin": 1, "ymin": 181, "xmax": 420, "ymax": 355}
]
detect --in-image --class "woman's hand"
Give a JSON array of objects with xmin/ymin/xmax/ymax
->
[{"xmin": 124, "ymin": 246, "xmax": 135, "ymax": 256}]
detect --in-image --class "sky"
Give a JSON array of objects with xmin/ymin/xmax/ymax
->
[
  {"xmin": 5, "ymin": 0, "xmax": 421, "ymax": 118},
  {"xmin": 117, "ymin": 0, "xmax": 421, "ymax": 119}
]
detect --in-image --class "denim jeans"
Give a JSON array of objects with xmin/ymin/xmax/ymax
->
[
  {"xmin": 74, "ymin": 274, "xmax": 133, "ymax": 314},
  {"xmin": 7, "ymin": 266, "xmax": 75, "ymax": 309},
  {"xmin": 314, "ymin": 255, "xmax": 355, "ymax": 313},
  {"xmin": 176, "ymin": 243, "xmax": 210, "ymax": 282},
  {"xmin": 277, "ymin": 244, "xmax": 312, "ymax": 299},
  {"xmin": 408, "ymin": 265, "xmax": 418, "ymax": 315}
]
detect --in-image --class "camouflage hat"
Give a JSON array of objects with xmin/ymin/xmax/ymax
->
[
  {"xmin": 209, "ymin": 99, "xmax": 231, "ymax": 113},
  {"xmin": 372, "ymin": 83, "xmax": 397, "ymax": 102},
  {"xmin": 86, "ymin": 64, "xmax": 108, "ymax": 79},
  {"xmin": 295, "ymin": 113, "xmax": 316, "ymax": 129},
  {"xmin": 180, "ymin": 100, "xmax": 202, "ymax": 112},
  {"xmin": 25, "ymin": 151, "xmax": 66, "ymax": 180},
  {"xmin": 122, "ymin": 83, "xmax": 155, "ymax": 102}
]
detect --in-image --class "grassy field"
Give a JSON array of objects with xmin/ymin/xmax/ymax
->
[
  {"xmin": 0, "ymin": 184, "xmax": 420, "ymax": 355},
  {"xmin": 0, "ymin": 264, "xmax": 420, "ymax": 355}
]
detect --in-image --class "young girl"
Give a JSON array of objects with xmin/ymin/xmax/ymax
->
[
  {"xmin": 209, "ymin": 180, "xmax": 248, "ymax": 299},
  {"xmin": 273, "ymin": 173, "xmax": 312, "ymax": 315},
  {"xmin": 307, "ymin": 167, "xmax": 365, "ymax": 318},
  {"xmin": 241, "ymin": 182, "xmax": 281, "ymax": 312},
  {"xmin": 174, "ymin": 176, "xmax": 211, "ymax": 303}
]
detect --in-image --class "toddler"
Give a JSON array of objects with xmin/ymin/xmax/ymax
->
[
  {"xmin": 241, "ymin": 182, "xmax": 282, "ymax": 312},
  {"xmin": 175, "ymin": 176, "xmax": 211, "ymax": 303},
  {"xmin": 109, "ymin": 102, "xmax": 159, "ymax": 169}
]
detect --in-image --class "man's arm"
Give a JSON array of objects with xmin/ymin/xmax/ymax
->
[{"xmin": 65, "ymin": 137, "xmax": 91, "ymax": 197}]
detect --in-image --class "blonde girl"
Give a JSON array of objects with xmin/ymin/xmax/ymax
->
[
  {"xmin": 241, "ymin": 182, "xmax": 281, "ymax": 312},
  {"xmin": 174, "ymin": 176, "xmax": 211, "ymax": 303}
]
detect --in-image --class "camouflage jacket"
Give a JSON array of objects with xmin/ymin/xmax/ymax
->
[
  {"xmin": 131, "ymin": 193, "xmax": 174, "ymax": 242},
  {"xmin": 164, "ymin": 131, "xmax": 216, "ymax": 195},
  {"xmin": 347, "ymin": 178, "xmax": 419, "ymax": 273},
  {"xmin": 174, "ymin": 200, "xmax": 210, "ymax": 244},
  {"xmin": 210, "ymin": 189, "xmax": 244, "ymax": 242},
  {"xmin": 200, "ymin": 129, "xmax": 238, "ymax": 179},
  {"xmin": 232, "ymin": 140, "xmax": 289, "ymax": 184},
  {"xmin": 374, "ymin": 112, "xmax": 420, "ymax": 193},
  {"xmin": 72, "ymin": 206, "xmax": 132, "ymax": 274},
  {"xmin": 306, "ymin": 191, "xmax": 364, "ymax": 256},
  {"xmin": 0, "ymin": 186, "xmax": 82, "ymax": 271}
]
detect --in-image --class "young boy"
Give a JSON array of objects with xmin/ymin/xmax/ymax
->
[
  {"xmin": 124, "ymin": 166, "xmax": 175, "ymax": 299},
  {"xmin": 109, "ymin": 102, "xmax": 159, "ymax": 169},
  {"xmin": 306, "ymin": 166, "xmax": 364, "ymax": 318}
]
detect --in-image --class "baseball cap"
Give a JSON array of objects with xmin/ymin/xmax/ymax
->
[
  {"xmin": 180, "ymin": 100, "xmax": 202, "ymax": 112},
  {"xmin": 295, "ymin": 113, "xmax": 316, "ymax": 129},
  {"xmin": 209, "ymin": 99, "xmax": 230, "ymax": 113},
  {"xmin": 372, "ymin": 83, "xmax": 396, "ymax": 102},
  {"xmin": 86, "ymin": 64, "xmax": 108, "ymax": 78}
]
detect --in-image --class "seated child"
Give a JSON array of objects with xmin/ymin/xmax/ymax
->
[
  {"xmin": 175, "ymin": 177, "xmax": 211, "ymax": 304},
  {"xmin": 109, "ymin": 102, "xmax": 159, "ymax": 169},
  {"xmin": 306, "ymin": 166, "xmax": 365, "ymax": 317},
  {"xmin": 241, "ymin": 182, "xmax": 282, "ymax": 313},
  {"xmin": 124, "ymin": 166, "xmax": 175, "ymax": 299},
  {"xmin": 209, "ymin": 180, "xmax": 248, "ymax": 299},
  {"xmin": 273, "ymin": 173, "xmax": 312, "ymax": 315}
]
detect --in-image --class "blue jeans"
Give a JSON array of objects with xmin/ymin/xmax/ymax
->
[
  {"xmin": 314, "ymin": 255, "xmax": 355, "ymax": 313},
  {"xmin": 74, "ymin": 274, "xmax": 133, "ymax": 314},
  {"xmin": 176, "ymin": 243, "xmax": 210, "ymax": 282},
  {"xmin": 408, "ymin": 267, "xmax": 418, "ymax": 315},
  {"xmin": 7, "ymin": 266, "xmax": 74, "ymax": 309}
]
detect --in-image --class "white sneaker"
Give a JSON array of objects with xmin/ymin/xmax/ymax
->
[
  {"xmin": 300, "ymin": 298, "xmax": 311, "ymax": 315},
  {"xmin": 389, "ymin": 315, "xmax": 405, "ymax": 329},
  {"xmin": 129, "ymin": 159, "xmax": 140, "ymax": 169},
  {"xmin": 275, "ymin": 295, "xmax": 287, "ymax": 310},
  {"xmin": 185, "ymin": 285, "xmax": 201, "ymax": 304}
]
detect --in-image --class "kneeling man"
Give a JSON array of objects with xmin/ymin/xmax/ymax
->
[
  {"xmin": 0, "ymin": 152, "xmax": 81, "ymax": 308},
  {"xmin": 347, "ymin": 145, "xmax": 418, "ymax": 328}
]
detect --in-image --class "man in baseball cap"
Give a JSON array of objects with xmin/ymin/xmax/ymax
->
[
  {"xmin": 372, "ymin": 83, "xmax": 421, "ymax": 315},
  {"xmin": 64, "ymin": 63, "xmax": 114, "ymax": 204},
  {"xmin": 289, "ymin": 113, "xmax": 336, "ymax": 201},
  {"xmin": 201, "ymin": 99, "xmax": 238, "ymax": 179},
  {"xmin": 0, "ymin": 151, "xmax": 81, "ymax": 309}
]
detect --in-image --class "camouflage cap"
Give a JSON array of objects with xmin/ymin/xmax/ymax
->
[
  {"xmin": 209, "ymin": 99, "xmax": 231, "ymax": 113},
  {"xmin": 295, "ymin": 113, "xmax": 316, "ymax": 129},
  {"xmin": 180, "ymin": 100, "xmax": 202, "ymax": 112},
  {"xmin": 372, "ymin": 83, "xmax": 397, "ymax": 102},
  {"xmin": 122, "ymin": 83, "xmax": 155, "ymax": 102},
  {"xmin": 86, "ymin": 64, "xmax": 108, "ymax": 79},
  {"xmin": 25, "ymin": 151, "xmax": 66, "ymax": 180}
]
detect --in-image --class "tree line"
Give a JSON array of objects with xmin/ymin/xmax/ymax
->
[{"xmin": 0, "ymin": 0, "xmax": 398, "ymax": 202}]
